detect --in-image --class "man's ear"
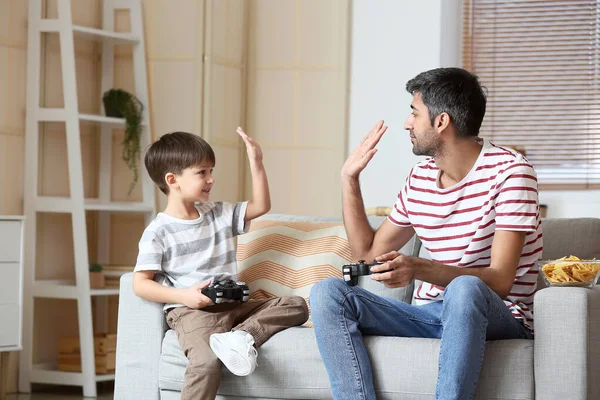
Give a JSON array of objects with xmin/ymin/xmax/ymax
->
[
  {"xmin": 165, "ymin": 172, "xmax": 177, "ymax": 190},
  {"xmin": 435, "ymin": 112, "xmax": 451, "ymax": 133}
]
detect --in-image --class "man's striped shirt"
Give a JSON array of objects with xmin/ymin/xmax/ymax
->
[
  {"xmin": 134, "ymin": 201, "xmax": 249, "ymax": 309},
  {"xmin": 388, "ymin": 139, "xmax": 542, "ymax": 330}
]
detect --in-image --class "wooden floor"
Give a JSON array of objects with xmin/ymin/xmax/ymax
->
[{"xmin": 5, "ymin": 383, "xmax": 114, "ymax": 400}]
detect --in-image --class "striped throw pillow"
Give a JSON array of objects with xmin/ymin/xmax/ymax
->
[{"xmin": 236, "ymin": 219, "xmax": 352, "ymax": 326}]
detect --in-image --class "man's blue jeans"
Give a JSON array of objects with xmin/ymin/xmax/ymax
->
[{"xmin": 309, "ymin": 276, "xmax": 533, "ymax": 400}]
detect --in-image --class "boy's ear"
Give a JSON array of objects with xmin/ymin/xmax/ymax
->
[{"xmin": 165, "ymin": 172, "xmax": 177, "ymax": 189}]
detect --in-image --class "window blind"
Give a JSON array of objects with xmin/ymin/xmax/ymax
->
[{"xmin": 463, "ymin": 0, "xmax": 600, "ymax": 189}]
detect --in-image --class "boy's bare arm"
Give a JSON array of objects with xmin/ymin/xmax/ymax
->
[
  {"xmin": 132, "ymin": 270, "xmax": 214, "ymax": 309},
  {"xmin": 237, "ymin": 127, "xmax": 271, "ymax": 221}
]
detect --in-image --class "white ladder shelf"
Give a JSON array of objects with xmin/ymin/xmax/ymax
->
[{"xmin": 19, "ymin": 0, "xmax": 155, "ymax": 397}]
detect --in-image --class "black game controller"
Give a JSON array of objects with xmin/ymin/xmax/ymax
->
[
  {"xmin": 201, "ymin": 279, "xmax": 251, "ymax": 304},
  {"xmin": 342, "ymin": 260, "xmax": 391, "ymax": 286}
]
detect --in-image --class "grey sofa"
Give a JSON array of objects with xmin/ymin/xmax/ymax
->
[{"xmin": 114, "ymin": 216, "xmax": 600, "ymax": 400}]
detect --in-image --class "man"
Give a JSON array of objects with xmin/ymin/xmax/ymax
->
[{"xmin": 309, "ymin": 68, "xmax": 542, "ymax": 400}]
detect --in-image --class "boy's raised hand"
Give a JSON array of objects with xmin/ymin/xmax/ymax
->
[
  {"xmin": 237, "ymin": 127, "xmax": 263, "ymax": 165},
  {"xmin": 180, "ymin": 280, "xmax": 214, "ymax": 309}
]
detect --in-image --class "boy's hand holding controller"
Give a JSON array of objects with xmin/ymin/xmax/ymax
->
[{"xmin": 179, "ymin": 280, "xmax": 214, "ymax": 309}]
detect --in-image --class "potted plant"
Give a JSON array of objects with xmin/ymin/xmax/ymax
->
[
  {"xmin": 102, "ymin": 89, "xmax": 144, "ymax": 195},
  {"xmin": 89, "ymin": 263, "xmax": 105, "ymax": 289}
]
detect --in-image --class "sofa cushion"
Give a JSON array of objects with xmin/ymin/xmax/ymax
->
[
  {"xmin": 236, "ymin": 215, "xmax": 419, "ymax": 324},
  {"xmin": 236, "ymin": 217, "xmax": 350, "ymax": 325},
  {"xmin": 159, "ymin": 327, "xmax": 534, "ymax": 399}
]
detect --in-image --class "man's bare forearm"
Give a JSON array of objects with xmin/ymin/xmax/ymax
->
[{"xmin": 342, "ymin": 176, "xmax": 376, "ymax": 260}]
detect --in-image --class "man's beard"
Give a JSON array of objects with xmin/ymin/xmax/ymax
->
[{"xmin": 411, "ymin": 129, "xmax": 441, "ymax": 157}]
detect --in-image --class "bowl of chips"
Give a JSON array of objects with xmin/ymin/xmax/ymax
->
[{"xmin": 538, "ymin": 255, "xmax": 600, "ymax": 288}]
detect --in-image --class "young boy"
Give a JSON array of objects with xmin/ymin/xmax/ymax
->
[{"xmin": 132, "ymin": 128, "xmax": 308, "ymax": 400}]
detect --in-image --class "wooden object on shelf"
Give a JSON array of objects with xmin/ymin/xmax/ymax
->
[
  {"xmin": 58, "ymin": 334, "xmax": 117, "ymax": 356},
  {"xmin": 58, "ymin": 352, "xmax": 116, "ymax": 374},
  {"xmin": 89, "ymin": 272, "xmax": 105, "ymax": 289}
]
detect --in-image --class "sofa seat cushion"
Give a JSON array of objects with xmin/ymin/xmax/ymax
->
[{"xmin": 159, "ymin": 327, "xmax": 534, "ymax": 399}]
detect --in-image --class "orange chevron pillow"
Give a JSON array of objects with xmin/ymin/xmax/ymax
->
[{"xmin": 236, "ymin": 218, "xmax": 352, "ymax": 326}]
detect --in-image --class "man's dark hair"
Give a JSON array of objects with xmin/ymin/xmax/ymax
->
[
  {"xmin": 406, "ymin": 68, "xmax": 487, "ymax": 137},
  {"xmin": 144, "ymin": 131, "xmax": 215, "ymax": 195}
]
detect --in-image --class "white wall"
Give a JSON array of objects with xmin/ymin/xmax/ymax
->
[
  {"xmin": 349, "ymin": 0, "xmax": 600, "ymax": 218},
  {"xmin": 348, "ymin": 0, "xmax": 460, "ymax": 209},
  {"xmin": 538, "ymin": 191, "xmax": 600, "ymax": 219}
]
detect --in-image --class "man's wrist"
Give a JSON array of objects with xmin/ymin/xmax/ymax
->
[{"xmin": 341, "ymin": 173, "xmax": 359, "ymax": 186}]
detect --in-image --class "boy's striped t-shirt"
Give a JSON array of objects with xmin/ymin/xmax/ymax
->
[
  {"xmin": 388, "ymin": 139, "xmax": 543, "ymax": 330},
  {"xmin": 134, "ymin": 201, "xmax": 249, "ymax": 309}
]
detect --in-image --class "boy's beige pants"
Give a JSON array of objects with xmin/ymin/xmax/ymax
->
[{"xmin": 166, "ymin": 296, "xmax": 309, "ymax": 400}]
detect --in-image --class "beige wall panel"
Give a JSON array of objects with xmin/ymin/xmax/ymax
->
[
  {"xmin": 10, "ymin": 0, "xmax": 29, "ymax": 46},
  {"xmin": 262, "ymin": 150, "xmax": 295, "ymax": 214},
  {"xmin": 115, "ymin": 9, "xmax": 133, "ymax": 58},
  {"xmin": 297, "ymin": 0, "xmax": 339, "ymax": 65},
  {"xmin": 39, "ymin": 126, "xmax": 70, "ymax": 197},
  {"xmin": 80, "ymin": 125, "xmax": 99, "ymax": 198},
  {"xmin": 69, "ymin": 0, "xmax": 102, "ymax": 28},
  {"xmin": 0, "ymin": 47, "xmax": 8, "ymax": 129},
  {"xmin": 212, "ymin": 145, "xmax": 241, "ymax": 203},
  {"xmin": 33, "ymin": 298, "xmax": 79, "ymax": 363},
  {"xmin": 86, "ymin": 211, "xmax": 98, "ymax": 263},
  {"xmin": 0, "ymin": 135, "xmax": 9, "ymax": 213},
  {"xmin": 45, "ymin": 0, "xmax": 58, "ymax": 18},
  {"xmin": 7, "ymin": 48, "xmax": 27, "ymax": 133},
  {"xmin": 149, "ymin": 60, "xmax": 196, "ymax": 136},
  {"xmin": 156, "ymin": 189, "xmax": 167, "ymax": 211},
  {"xmin": 76, "ymin": 55, "xmax": 100, "ymax": 114},
  {"xmin": 223, "ymin": 66, "xmax": 243, "ymax": 139},
  {"xmin": 9, "ymin": 0, "xmax": 29, "ymax": 47},
  {"xmin": 252, "ymin": 0, "xmax": 296, "ymax": 65},
  {"xmin": 151, "ymin": 0, "xmax": 197, "ymax": 56},
  {"xmin": 226, "ymin": 0, "xmax": 245, "ymax": 63},
  {"xmin": 0, "ymin": 2, "xmax": 10, "ymax": 42},
  {"xmin": 114, "ymin": 57, "xmax": 135, "ymax": 94},
  {"xmin": 208, "ymin": 65, "xmax": 243, "ymax": 141},
  {"xmin": 35, "ymin": 213, "xmax": 75, "ymax": 280},
  {"xmin": 293, "ymin": 149, "xmax": 341, "ymax": 217},
  {"xmin": 296, "ymin": 70, "xmax": 340, "ymax": 148},
  {"xmin": 211, "ymin": 0, "xmax": 228, "ymax": 61},
  {"xmin": 43, "ymin": 49, "xmax": 64, "ymax": 107},
  {"xmin": 249, "ymin": 70, "xmax": 295, "ymax": 146},
  {"xmin": 210, "ymin": 0, "xmax": 245, "ymax": 63},
  {"xmin": 206, "ymin": 63, "xmax": 226, "ymax": 139},
  {"xmin": 9, "ymin": 0, "xmax": 28, "ymax": 46},
  {"xmin": 115, "ymin": 8, "xmax": 132, "ymax": 32},
  {"xmin": 110, "ymin": 129, "xmax": 143, "ymax": 201},
  {"xmin": 109, "ymin": 214, "xmax": 145, "ymax": 265},
  {"xmin": 0, "ymin": 135, "xmax": 25, "ymax": 215}
]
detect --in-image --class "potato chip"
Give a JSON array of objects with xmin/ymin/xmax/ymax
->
[{"xmin": 541, "ymin": 255, "xmax": 600, "ymax": 284}]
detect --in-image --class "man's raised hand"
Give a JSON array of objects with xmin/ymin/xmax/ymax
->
[{"xmin": 341, "ymin": 120, "xmax": 387, "ymax": 179}]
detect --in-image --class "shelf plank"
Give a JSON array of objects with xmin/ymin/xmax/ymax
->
[{"xmin": 72, "ymin": 25, "xmax": 139, "ymax": 44}]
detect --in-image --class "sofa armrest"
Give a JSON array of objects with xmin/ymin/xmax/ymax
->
[
  {"xmin": 115, "ymin": 272, "xmax": 167, "ymax": 400},
  {"xmin": 534, "ymin": 286, "xmax": 600, "ymax": 400}
]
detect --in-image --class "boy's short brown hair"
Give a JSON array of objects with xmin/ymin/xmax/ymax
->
[{"xmin": 144, "ymin": 131, "xmax": 215, "ymax": 194}]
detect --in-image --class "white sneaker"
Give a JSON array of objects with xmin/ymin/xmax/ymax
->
[{"xmin": 209, "ymin": 330, "xmax": 258, "ymax": 376}]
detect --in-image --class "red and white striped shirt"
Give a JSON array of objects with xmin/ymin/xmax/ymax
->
[{"xmin": 388, "ymin": 139, "xmax": 542, "ymax": 330}]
